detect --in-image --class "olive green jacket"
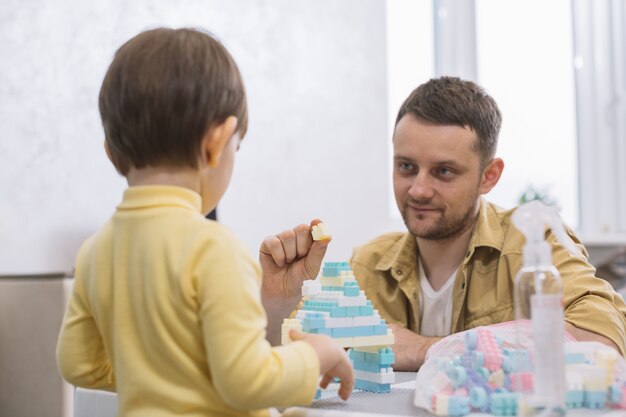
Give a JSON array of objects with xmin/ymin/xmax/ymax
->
[{"xmin": 351, "ymin": 199, "xmax": 626, "ymax": 355}]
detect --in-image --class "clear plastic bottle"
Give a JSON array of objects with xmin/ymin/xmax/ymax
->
[{"xmin": 512, "ymin": 201, "xmax": 581, "ymax": 417}]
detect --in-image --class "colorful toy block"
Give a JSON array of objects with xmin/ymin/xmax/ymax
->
[{"xmin": 311, "ymin": 223, "xmax": 331, "ymax": 241}]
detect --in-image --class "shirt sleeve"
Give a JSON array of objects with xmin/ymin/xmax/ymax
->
[
  {"xmin": 56, "ymin": 241, "xmax": 116, "ymax": 391},
  {"xmin": 551, "ymin": 229, "xmax": 626, "ymax": 355},
  {"xmin": 195, "ymin": 234, "xmax": 320, "ymax": 410}
]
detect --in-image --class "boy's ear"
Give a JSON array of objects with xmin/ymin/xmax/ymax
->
[
  {"xmin": 202, "ymin": 116, "xmax": 238, "ymax": 168},
  {"xmin": 479, "ymin": 157, "xmax": 504, "ymax": 195}
]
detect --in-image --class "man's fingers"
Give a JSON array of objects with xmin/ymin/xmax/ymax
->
[
  {"xmin": 276, "ymin": 229, "xmax": 298, "ymax": 263},
  {"xmin": 294, "ymin": 223, "xmax": 313, "ymax": 258},
  {"xmin": 259, "ymin": 235, "xmax": 286, "ymax": 267},
  {"xmin": 303, "ymin": 239, "xmax": 331, "ymax": 280}
]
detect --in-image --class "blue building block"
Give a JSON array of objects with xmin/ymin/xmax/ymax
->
[
  {"xmin": 609, "ymin": 383, "xmax": 623, "ymax": 404},
  {"xmin": 348, "ymin": 349, "xmax": 365, "ymax": 362},
  {"xmin": 584, "ymin": 391, "xmax": 606, "ymax": 409},
  {"xmin": 359, "ymin": 301, "xmax": 374, "ymax": 316},
  {"xmin": 352, "ymin": 359, "xmax": 388, "ymax": 373},
  {"xmin": 566, "ymin": 390, "xmax": 584, "ymax": 409},
  {"xmin": 447, "ymin": 396, "xmax": 471, "ymax": 416},
  {"xmin": 490, "ymin": 392, "xmax": 518, "ymax": 416},
  {"xmin": 355, "ymin": 379, "xmax": 391, "ymax": 393},
  {"xmin": 322, "ymin": 262, "xmax": 351, "ymax": 277},
  {"xmin": 502, "ymin": 348, "xmax": 531, "ymax": 372},
  {"xmin": 565, "ymin": 352, "xmax": 586, "ymax": 364},
  {"xmin": 345, "ymin": 306, "xmax": 360, "ymax": 316},
  {"xmin": 360, "ymin": 348, "xmax": 395, "ymax": 365},
  {"xmin": 314, "ymin": 388, "xmax": 322, "ymax": 400},
  {"xmin": 343, "ymin": 281, "xmax": 360, "ymax": 296}
]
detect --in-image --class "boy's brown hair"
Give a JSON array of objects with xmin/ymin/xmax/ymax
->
[
  {"xmin": 99, "ymin": 27, "xmax": 248, "ymax": 176},
  {"xmin": 396, "ymin": 76, "xmax": 501, "ymax": 167}
]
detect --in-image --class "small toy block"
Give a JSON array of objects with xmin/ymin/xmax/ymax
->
[
  {"xmin": 353, "ymin": 314, "xmax": 382, "ymax": 326},
  {"xmin": 447, "ymin": 366, "xmax": 467, "ymax": 388},
  {"xmin": 359, "ymin": 303, "xmax": 374, "ymax": 316},
  {"xmin": 434, "ymin": 395, "xmax": 470, "ymax": 417},
  {"xmin": 567, "ymin": 363, "xmax": 606, "ymax": 391},
  {"xmin": 348, "ymin": 349, "xmax": 366, "ymax": 362},
  {"xmin": 488, "ymin": 369, "xmax": 505, "ymax": 389},
  {"xmin": 373, "ymin": 324, "xmax": 387, "ymax": 335},
  {"xmin": 490, "ymin": 392, "xmax": 518, "ymax": 416},
  {"xmin": 339, "ymin": 270, "xmax": 356, "ymax": 281},
  {"xmin": 311, "ymin": 223, "xmax": 331, "ymax": 241},
  {"xmin": 584, "ymin": 391, "xmax": 606, "ymax": 409},
  {"xmin": 566, "ymin": 390, "xmax": 584, "ymax": 408},
  {"xmin": 614, "ymin": 385, "xmax": 626, "ymax": 408},
  {"xmin": 354, "ymin": 368, "xmax": 395, "ymax": 384},
  {"xmin": 475, "ymin": 327, "xmax": 502, "ymax": 371},
  {"xmin": 565, "ymin": 352, "xmax": 586, "ymax": 364},
  {"xmin": 469, "ymin": 386, "xmax": 488, "ymax": 409},
  {"xmin": 355, "ymin": 379, "xmax": 390, "ymax": 393},
  {"xmin": 594, "ymin": 348, "xmax": 618, "ymax": 386},
  {"xmin": 281, "ymin": 318, "xmax": 303, "ymax": 344},
  {"xmin": 503, "ymin": 348, "xmax": 531, "ymax": 372},
  {"xmin": 431, "ymin": 371, "xmax": 454, "ymax": 395},
  {"xmin": 301, "ymin": 280, "xmax": 322, "ymax": 296},
  {"xmin": 509, "ymin": 372, "xmax": 533, "ymax": 392},
  {"xmin": 322, "ymin": 262, "xmax": 351, "ymax": 277},
  {"xmin": 352, "ymin": 359, "xmax": 388, "ymax": 373},
  {"xmin": 351, "ymin": 331, "xmax": 394, "ymax": 347},
  {"xmin": 314, "ymin": 388, "xmax": 322, "ymax": 400},
  {"xmin": 343, "ymin": 281, "xmax": 360, "ymax": 296},
  {"xmin": 324, "ymin": 317, "xmax": 353, "ymax": 328},
  {"xmin": 608, "ymin": 383, "xmax": 623, "ymax": 405},
  {"xmin": 337, "ymin": 296, "xmax": 367, "ymax": 307},
  {"xmin": 359, "ymin": 347, "xmax": 394, "ymax": 365},
  {"xmin": 433, "ymin": 394, "xmax": 449, "ymax": 416}
]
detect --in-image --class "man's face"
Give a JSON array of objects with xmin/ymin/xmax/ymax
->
[{"xmin": 393, "ymin": 114, "xmax": 485, "ymax": 241}]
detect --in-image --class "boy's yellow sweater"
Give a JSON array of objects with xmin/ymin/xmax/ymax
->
[{"xmin": 57, "ymin": 186, "xmax": 319, "ymax": 416}]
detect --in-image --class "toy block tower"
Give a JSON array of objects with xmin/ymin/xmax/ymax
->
[{"xmin": 282, "ymin": 261, "xmax": 396, "ymax": 394}]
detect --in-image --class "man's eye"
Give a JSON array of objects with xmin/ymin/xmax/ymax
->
[
  {"xmin": 438, "ymin": 167, "xmax": 453, "ymax": 176},
  {"xmin": 399, "ymin": 162, "xmax": 414, "ymax": 171}
]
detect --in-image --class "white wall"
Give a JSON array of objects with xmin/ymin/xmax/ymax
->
[{"xmin": 0, "ymin": 0, "xmax": 400, "ymax": 274}]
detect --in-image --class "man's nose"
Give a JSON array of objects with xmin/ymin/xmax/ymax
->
[{"xmin": 408, "ymin": 172, "xmax": 435, "ymax": 200}]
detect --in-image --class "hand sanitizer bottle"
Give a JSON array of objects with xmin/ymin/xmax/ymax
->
[{"xmin": 511, "ymin": 201, "xmax": 581, "ymax": 417}]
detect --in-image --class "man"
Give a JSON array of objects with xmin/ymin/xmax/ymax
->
[{"xmin": 260, "ymin": 77, "xmax": 626, "ymax": 371}]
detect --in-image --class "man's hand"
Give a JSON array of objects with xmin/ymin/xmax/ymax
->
[
  {"xmin": 388, "ymin": 323, "xmax": 441, "ymax": 371},
  {"xmin": 565, "ymin": 321, "xmax": 622, "ymax": 354},
  {"xmin": 260, "ymin": 219, "xmax": 330, "ymax": 345}
]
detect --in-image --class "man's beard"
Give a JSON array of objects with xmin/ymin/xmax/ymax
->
[{"xmin": 402, "ymin": 197, "xmax": 479, "ymax": 241}]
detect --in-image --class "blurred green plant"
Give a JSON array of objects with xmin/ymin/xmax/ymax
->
[{"xmin": 518, "ymin": 185, "xmax": 557, "ymax": 206}]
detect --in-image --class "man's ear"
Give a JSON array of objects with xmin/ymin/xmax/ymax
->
[
  {"xmin": 202, "ymin": 116, "xmax": 238, "ymax": 168},
  {"xmin": 479, "ymin": 157, "xmax": 504, "ymax": 195}
]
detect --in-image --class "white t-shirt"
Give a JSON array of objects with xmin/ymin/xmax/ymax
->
[{"xmin": 418, "ymin": 261, "xmax": 457, "ymax": 337}]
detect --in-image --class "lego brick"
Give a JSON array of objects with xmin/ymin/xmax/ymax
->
[
  {"xmin": 354, "ymin": 379, "xmax": 391, "ymax": 393},
  {"xmin": 351, "ymin": 331, "xmax": 394, "ymax": 347},
  {"xmin": 311, "ymin": 223, "xmax": 331, "ymax": 241},
  {"xmin": 354, "ymin": 368, "xmax": 396, "ymax": 384}
]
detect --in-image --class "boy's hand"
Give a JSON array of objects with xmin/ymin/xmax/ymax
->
[
  {"xmin": 259, "ymin": 219, "xmax": 330, "ymax": 300},
  {"xmin": 289, "ymin": 330, "xmax": 354, "ymax": 401}
]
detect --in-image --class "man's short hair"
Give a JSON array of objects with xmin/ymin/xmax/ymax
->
[
  {"xmin": 396, "ymin": 76, "xmax": 501, "ymax": 166},
  {"xmin": 99, "ymin": 27, "xmax": 248, "ymax": 175}
]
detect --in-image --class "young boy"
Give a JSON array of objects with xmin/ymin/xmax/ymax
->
[{"xmin": 56, "ymin": 27, "xmax": 353, "ymax": 416}]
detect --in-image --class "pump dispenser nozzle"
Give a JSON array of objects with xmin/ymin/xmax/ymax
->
[{"xmin": 512, "ymin": 200, "xmax": 581, "ymax": 267}]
